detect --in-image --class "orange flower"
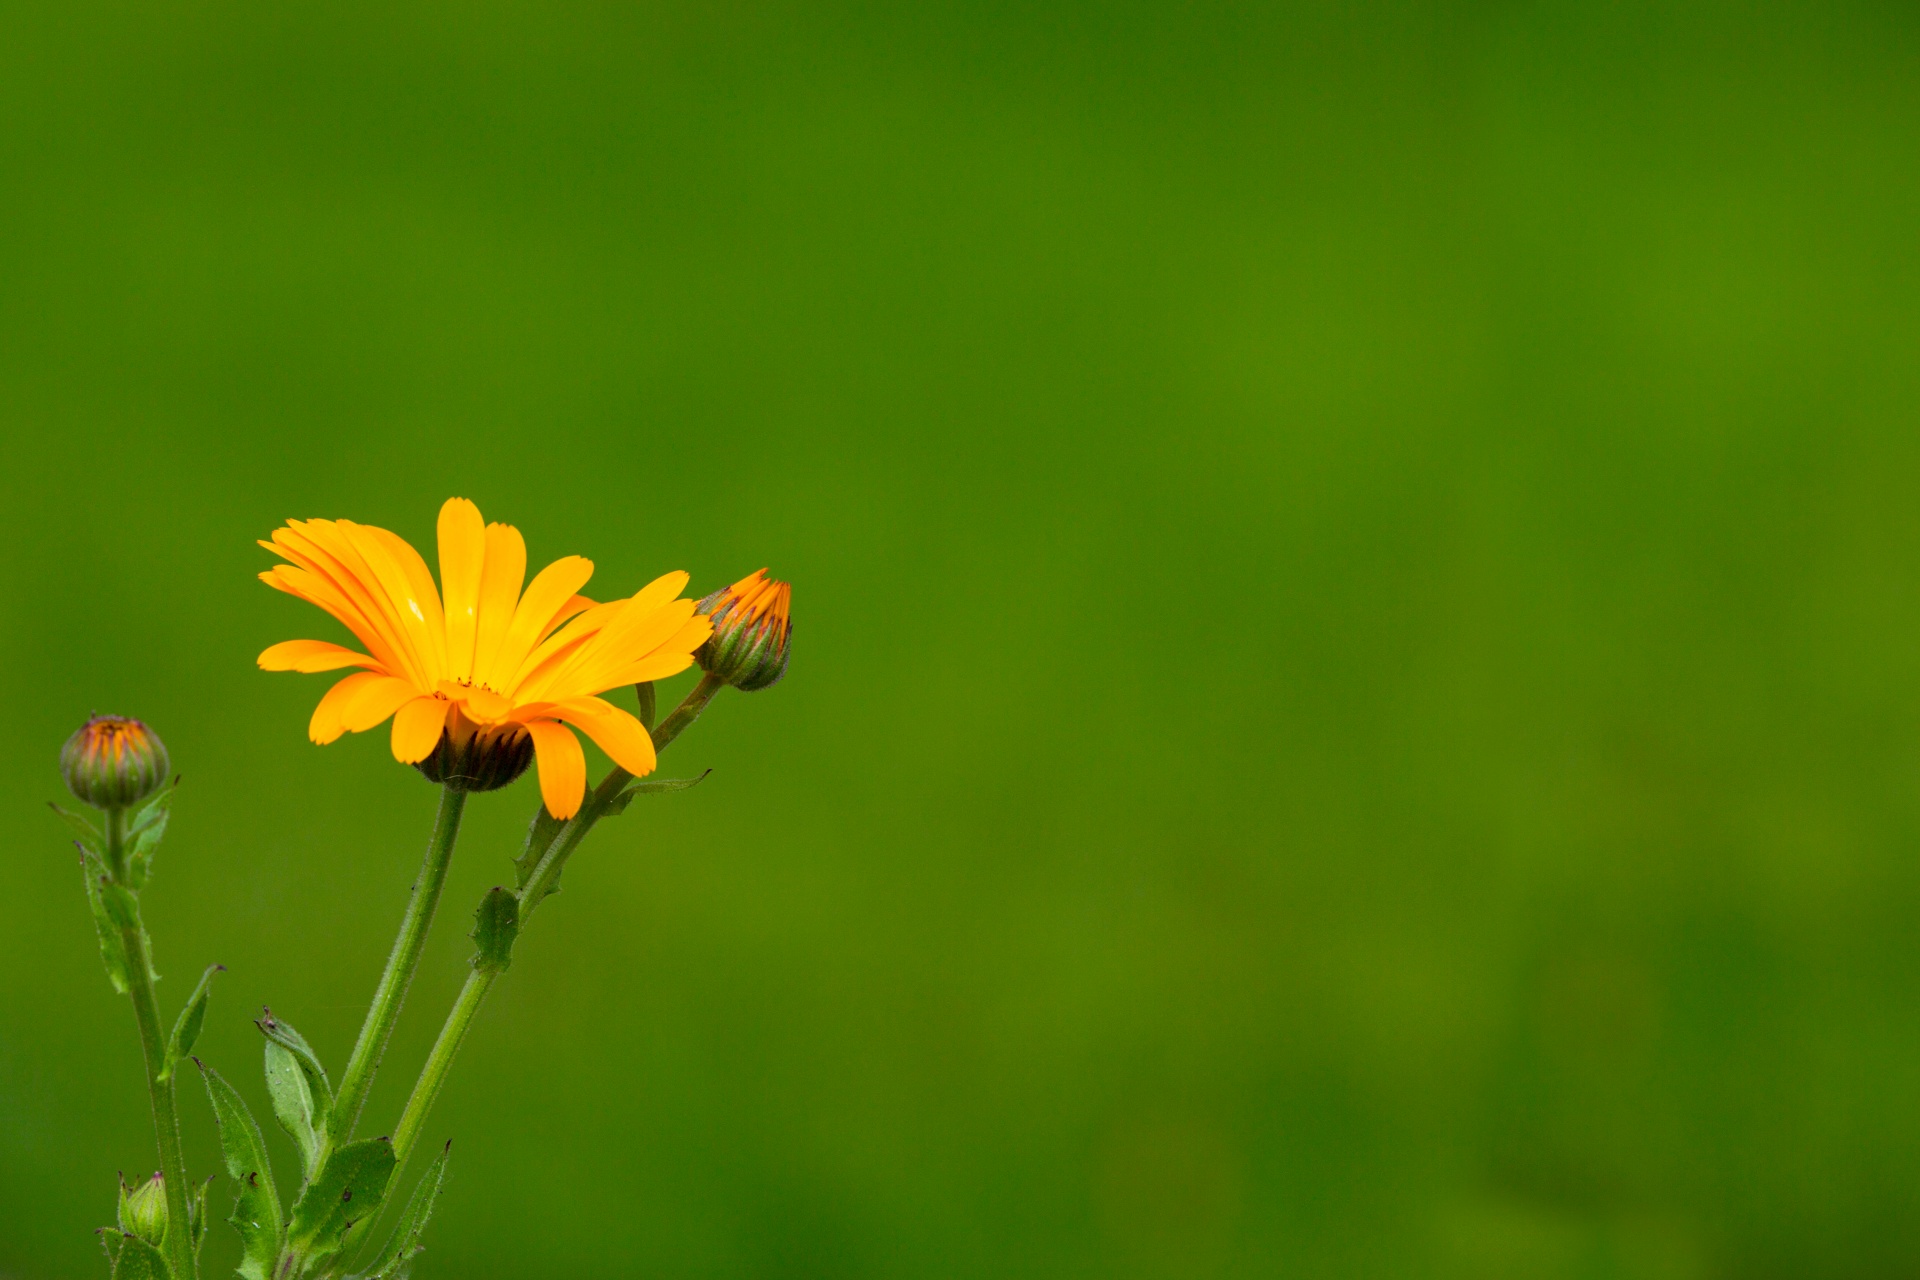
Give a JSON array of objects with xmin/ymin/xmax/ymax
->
[{"xmin": 257, "ymin": 498, "xmax": 712, "ymax": 818}]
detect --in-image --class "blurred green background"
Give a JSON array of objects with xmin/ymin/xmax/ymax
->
[{"xmin": 4, "ymin": 1, "xmax": 1920, "ymax": 1276}]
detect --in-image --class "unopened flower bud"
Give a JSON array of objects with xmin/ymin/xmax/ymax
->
[
  {"xmin": 696, "ymin": 569, "xmax": 792, "ymax": 692},
  {"xmin": 62, "ymin": 716, "xmax": 170, "ymax": 811},
  {"xmin": 118, "ymin": 1172, "xmax": 168, "ymax": 1247}
]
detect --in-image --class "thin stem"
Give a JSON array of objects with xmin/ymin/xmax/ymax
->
[
  {"xmin": 107, "ymin": 807, "xmax": 197, "ymax": 1280},
  {"xmin": 391, "ymin": 969, "xmax": 490, "ymax": 1166},
  {"xmin": 328, "ymin": 786, "xmax": 468, "ymax": 1149},
  {"xmin": 516, "ymin": 673, "xmax": 725, "ymax": 914},
  {"xmin": 385, "ymin": 674, "xmax": 725, "ymax": 1179}
]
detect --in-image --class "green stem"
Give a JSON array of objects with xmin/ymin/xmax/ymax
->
[
  {"xmin": 388, "ymin": 675, "xmax": 724, "ymax": 1170},
  {"xmin": 516, "ymin": 673, "xmax": 725, "ymax": 914},
  {"xmin": 107, "ymin": 806, "xmax": 197, "ymax": 1280},
  {"xmin": 328, "ymin": 786, "xmax": 468, "ymax": 1150},
  {"xmin": 390, "ymin": 969, "xmax": 490, "ymax": 1167}
]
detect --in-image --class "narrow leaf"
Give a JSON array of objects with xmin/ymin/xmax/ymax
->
[
  {"xmin": 199, "ymin": 1060, "xmax": 285, "ymax": 1280},
  {"xmin": 367, "ymin": 1142, "xmax": 450, "ymax": 1280},
  {"xmin": 469, "ymin": 888, "xmax": 518, "ymax": 975},
  {"xmin": 126, "ymin": 807, "xmax": 170, "ymax": 891},
  {"xmin": 81, "ymin": 857, "xmax": 131, "ymax": 994},
  {"xmin": 190, "ymin": 1175, "xmax": 211, "ymax": 1263},
  {"xmin": 264, "ymin": 1040, "xmax": 321, "ymax": 1178},
  {"xmin": 256, "ymin": 1011, "xmax": 334, "ymax": 1120},
  {"xmin": 604, "ymin": 769, "xmax": 713, "ymax": 816},
  {"xmin": 50, "ymin": 801, "xmax": 103, "ymax": 854},
  {"xmin": 100, "ymin": 880, "xmax": 140, "ymax": 931},
  {"xmin": 513, "ymin": 804, "xmax": 566, "ymax": 893},
  {"xmin": 127, "ymin": 778, "xmax": 177, "ymax": 836},
  {"xmin": 97, "ymin": 1227, "xmax": 125, "ymax": 1269},
  {"xmin": 123, "ymin": 781, "xmax": 177, "ymax": 891},
  {"xmin": 109, "ymin": 1233, "xmax": 169, "ymax": 1280},
  {"xmin": 97, "ymin": 880, "xmax": 161, "ymax": 982},
  {"xmin": 287, "ymin": 1138, "xmax": 396, "ymax": 1264},
  {"xmin": 161, "ymin": 964, "xmax": 223, "ymax": 1081}
]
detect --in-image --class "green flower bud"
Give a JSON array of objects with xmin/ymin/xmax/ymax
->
[
  {"xmin": 62, "ymin": 716, "xmax": 170, "ymax": 811},
  {"xmin": 696, "ymin": 569, "xmax": 792, "ymax": 693},
  {"xmin": 118, "ymin": 1172, "xmax": 168, "ymax": 1247},
  {"xmin": 413, "ymin": 714, "xmax": 534, "ymax": 792}
]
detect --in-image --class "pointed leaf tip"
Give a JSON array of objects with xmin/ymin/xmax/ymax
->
[{"xmin": 162, "ymin": 963, "xmax": 224, "ymax": 1080}]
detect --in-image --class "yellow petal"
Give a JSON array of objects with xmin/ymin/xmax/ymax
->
[
  {"xmin": 470, "ymin": 521, "xmax": 527, "ymax": 689},
  {"xmin": 282, "ymin": 521, "xmax": 431, "ymax": 687},
  {"xmin": 549, "ymin": 696, "xmax": 657, "ymax": 778},
  {"xmin": 526, "ymin": 719, "xmax": 587, "ymax": 819},
  {"xmin": 557, "ymin": 597, "xmax": 701, "ymax": 695},
  {"xmin": 259, "ymin": 555, "xmax": 410, "ymax": 680},
  {"xmin": 597, "ymin": 650, "xmax": 698, "ymax": 688},
  {"xmin": 258, "ymin": 639, "xmax": 385, "ymax": 674},
  {"xmin": 309, "ymin": 671, "xmax": 385, "ymax": 744},
  {"xmin": 628, "ymin": 570, "xmax": 692, "ymax": 618},
  {"xmin": 390, "ymin": 696, "xmax": 450, "ymax": 764},
  {"xmin": 437, "ymin": 680, "xmax": 513, "ymax": 722},
  {"xmin": 500, "ymin": 599, "xmax": 624, "ymax": 701},
  {"xmin": 342, "ymin": 521, "xmax": 449, "ymax": 685},
  {"xmin": 485, "ymin": 555, "xmax": 594, "ymax": 694},
  {"xmin": 438, "ymin": 498, "xmax": 487, "ymax": 683},
  {"xmin": 337, "ymin": 675, "xmax": 425, "ymax": 734}
]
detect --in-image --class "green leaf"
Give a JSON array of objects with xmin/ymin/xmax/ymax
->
[
  {"xmin": 469, "ymin": 888, "xmax": 519, "ymax": 975},
  {"xmin": 189, "ymin": 1175, "xmax": 211, "ymax": 1263},
  {"xmin": 258, "ymin": 1012, "xmax": 331, "ymax": 1178},
  {"xmin": 264, "ymin": 1040, "xmax": 321, "ymax": 1177},
  {"xmin": 199, "ymin": 1060, "xmax": 285, "ymax": 1280},
  {"xmin": 127, "ymin": 777, "xmax": 176, "ymax": 836},
  {"xmin": 109, "ymin": 1233, "xmax": 170, "ymax": 1280},
  {"xmin": 81, "ymin": 857, "xmax": 131, "ymax": 994},
  {"xmin": 99, "ymin": 879, "xmax": 140, "ymax": 931},
  {"xmin": 365, "ymin": 1142, "xmax": 450, "ymax": 1280},
  {"xmin": 98, "ymin": 1227, "xmax": 126, "ymax": 1269},
  {"xmin": 126, "ymin": 810, "xmax": 170, "ymax": 891},
  {"xmin": 604, "ymin": 769, "xmax": 713, "ymax": 816},
  {"xmin": 96, "ymin": 880, "xmax": 161, "ymax": 982},
  {"xmin": 160, "ymin": 964, "xmax": 223, "ymax": 1081},
  {"xmin": 512, "ymin": 804, "xmax": 567, "ymax": 896},
  {"xmin": 287, "ymin": 1138, "xmax": 396, "ymax": 1265},
  {"xmin": 50, "ymin": 801, "xmax": 103, "ymax": 854}
]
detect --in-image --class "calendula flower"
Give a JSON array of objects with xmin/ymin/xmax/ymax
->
[
  {"xmin": 696, "ymin": 568, "xmax": 792, "ymax": 692},
  {"xmin": 257, "ymin": 498, "xmax": 712, "ymax": 818}
]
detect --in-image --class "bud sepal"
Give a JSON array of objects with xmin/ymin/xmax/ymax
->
[
  {"xmin": 118, "ymin": 1171, "xmax": 170, "ymax": 1249},
  {"xmin": 695, "ymin": 569, "xmax": 792, "ymax": 692},
  {"xmin": 61, "ymin": 716, "xmax": 170, "ymax": 812}
]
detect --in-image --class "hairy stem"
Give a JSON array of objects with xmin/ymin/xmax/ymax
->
[
  {"xmin": 387, "ymin": 675, "xmax": 724, "ymax": 1174},
  {"xmin": 107, "ymin": 806, "xmax": 197, "ymax": 1280},
  {"xmin": 329, "ymin": 785, "xmax": 468, "ymax": 1151}
]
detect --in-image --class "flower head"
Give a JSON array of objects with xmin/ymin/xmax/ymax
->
[
  {"xmin": 258, "ymin": 498, "xmax": 713, "ymax": 818},
  {"xmin": 695, "ymin": 568, "xmax": 792, "ymax": 692},
  {"xmin": 62, "ymin": 716, "xmax": 171, "ymax": 810}
]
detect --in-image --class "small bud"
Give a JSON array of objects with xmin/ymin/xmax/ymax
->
[
  {"xmin": 118, "ymin": 1171, "xmax": 169, "ymax": 1247},
  {"xmin": 62, "ymin": 716, "xmax": 170, "ymax": 811},
  {"xmin": 414, "ymin": 712, "xmax": 533, "ymax": 792},
  {"xmin": 695, "ymin": 569, "xmax": 792, "ymax": 692}
]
